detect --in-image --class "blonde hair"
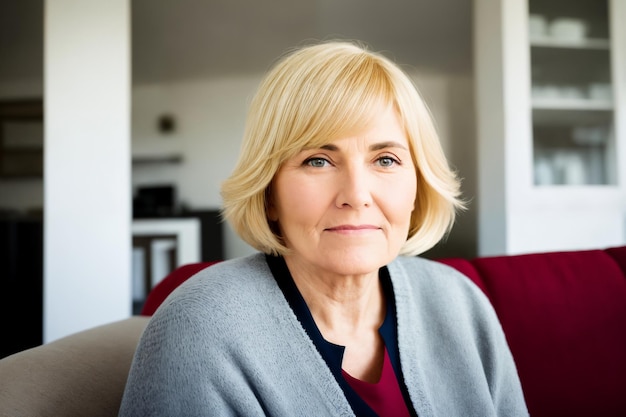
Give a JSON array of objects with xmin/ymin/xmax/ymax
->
[{"xmin": 221, "ymin": 40, "xmax": 463, "ymax": 256}]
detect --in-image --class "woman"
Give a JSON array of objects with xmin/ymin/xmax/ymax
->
[{"xmin": 119, "ymin": 41, "xmax": 528, "ymax": 416}]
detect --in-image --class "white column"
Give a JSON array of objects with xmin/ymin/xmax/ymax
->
[
  {"xmin": 611, "ymin": 0, "xmax": 626, "ymax": 234},
  {"xmin": 474, "ymin": 0, "xmax": 508, "ymax": 256},
  {"xmin": 44, "ymin": 0, "xmax": 131, "ymax": 342}
]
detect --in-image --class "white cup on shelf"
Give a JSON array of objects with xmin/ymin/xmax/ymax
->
[
  {"xmin": 564, "ymin": 154, "xmax": 587, "ymax": 185},
  {"xmin": 534, "ymin": 85, "xmax": 560, "ymax": 99},
  {"xmin": 560, "ymin": 85, "xmax": 585, "ymax": 99},
  {"xmin": 534, "ymin": 155, "xmax": 555, "ymax": 185},
  {"xmin": 549, "ymin": 18, "xmax": 587, "ymax": 42},
  {"xmin": 587, "ymin": 148, "xmax": 606, "ymax": 185},
  {"xmin": 588, "ymin": 83, "xmax": 612, "ymax": 101}
]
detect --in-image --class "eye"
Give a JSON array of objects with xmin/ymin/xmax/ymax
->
[
  {"xmin": 376, "ymin": 156, "xmax": 399, "ymax": 167},
  {"xmin": 304, "ymin": 157, "xmax": 330, "ymax": 168}
]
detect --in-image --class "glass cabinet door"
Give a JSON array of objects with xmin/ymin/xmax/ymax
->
[{"xmin": 528, "ymin": 0, "xmax": 615, "ymax": 186}]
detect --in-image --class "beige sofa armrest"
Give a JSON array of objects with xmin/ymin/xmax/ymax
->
[{"xmin": 0, "ymin": 316, "xmax": 149, "ymax": 417}]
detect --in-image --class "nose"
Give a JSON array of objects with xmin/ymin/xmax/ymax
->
[{"xmin": 335, "ymin": 164, "xmax": 372, "ymax": 209}]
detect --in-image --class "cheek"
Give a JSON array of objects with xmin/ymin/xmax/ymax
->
[
  {"xmin": 390, "ymin": 177, "xmax": 417, "ymax": 225},
  {"xmin": 272, "ymin": 176, "xmax": 320, "ymax": 224},
  {"xmin": 402, "ymin": 176, "xmax": 417, "ymax": 205}
]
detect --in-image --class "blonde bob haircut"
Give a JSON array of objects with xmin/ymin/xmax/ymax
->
[{"xmin": 221, "ymin": 40, "xmax": 464, "ymax": 257}]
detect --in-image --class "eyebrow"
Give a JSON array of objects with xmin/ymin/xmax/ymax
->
[{"xmin": 319, "ymin": 141, "xmax": 409, "ymax": 152}]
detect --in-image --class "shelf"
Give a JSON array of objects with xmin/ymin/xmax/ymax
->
[
  {"xmin": 530, "ymin": 47, "xmax": 612, "ymax": 87},
  {"xmin": 532, "ymin": 107, "xmax": 613, "ymax": 126},
  {"xmin": 132, "ymin": 154, "xmax": 183, "ymax": 165},
  {"xmin": 2, "ymin": 148, "xmax": 43, "ymax": 154},
  {"xmin": 474, "ymin": 0, "xmax": 623, "ymax": 254},
  {"xmin": 0, "ymin": 150, "xmax": 43, "ymax": 178},
  {"xmin": 0, "ymin": 99, "xmax": 43, "ymax": 120},
  {"xmin": 1, "ymin": 99, "xmax": 44, "ymax": 178},
  {"xmin": 530, "ymin": 37, "xmax": 610, "ymax": 50},
  {"xmin": 532, "ymin": 97, "xmax": 613, "ymax": 111}
]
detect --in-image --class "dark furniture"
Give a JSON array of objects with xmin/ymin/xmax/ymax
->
[{"xmin": 0, "ymin": 214, "xmax": 43, "ymax": 359}]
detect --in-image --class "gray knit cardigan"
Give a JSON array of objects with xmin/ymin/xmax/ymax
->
[{"xmin": 119, "ymin": 253, "xmax": 529, "ymax": 416}]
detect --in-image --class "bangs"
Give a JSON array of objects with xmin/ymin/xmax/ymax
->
[
  {"xmin": 307, "ymin": 62, "xmax": 396, "ymax": 146},
  {"xmin": 271, "ymin": 49, "xmax": 399, "ymax": 159}
]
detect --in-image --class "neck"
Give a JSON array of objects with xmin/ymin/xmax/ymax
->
[{"xmin": 283, "ymin": 256, "xmax": 386, "ymax": 343}]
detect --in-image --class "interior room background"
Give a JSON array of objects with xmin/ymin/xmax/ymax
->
[
  {"xmin": 1, "ymin": 0, "xmax": 624, "ymax": 352},
  {"xmin": 0, "ymin": 0, "xmax": 476, "ymax": 260}
]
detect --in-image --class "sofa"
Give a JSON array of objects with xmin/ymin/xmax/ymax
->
[{"xmin": 1, "ymin": 246, "xmax": 625, "ymax": 417}]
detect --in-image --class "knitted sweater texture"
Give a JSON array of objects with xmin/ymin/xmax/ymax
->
[{"xmin": 119, "ymin": 253, "xmax": 529, "ymax": 416}]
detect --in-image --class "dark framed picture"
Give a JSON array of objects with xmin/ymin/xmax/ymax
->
[{"xmin": 0, "ymin": 99, "xmax": 44, "ymax": 178}]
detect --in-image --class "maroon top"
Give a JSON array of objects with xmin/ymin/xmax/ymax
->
[{"xmin": 342, "ymin": 346, "xmax": 411, "ymax": 417}]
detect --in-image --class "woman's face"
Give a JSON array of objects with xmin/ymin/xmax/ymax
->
[{"xmin": 269, "ymin": 103, "xmax": 417, "ymax": 277}]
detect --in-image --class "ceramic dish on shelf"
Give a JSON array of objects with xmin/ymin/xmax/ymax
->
[
  {"xmin": 549, "ymin": 17, "xmax": 588, "ymax": 42},
  {"xmin": 588, "ymin": 83, "xmax": 612, "ymax": 101}
]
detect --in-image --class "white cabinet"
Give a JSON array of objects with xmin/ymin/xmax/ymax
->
[
  {"xmin": 474, "ymin": 0, "xmax": 626, "ymax": 256},
  {"xmin": 529, "ymin": 1, "xmax": 615, "ymax": 186}
]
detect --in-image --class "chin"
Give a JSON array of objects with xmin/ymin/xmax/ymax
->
[{"xmin": 323, "ymin": 251, "xmax": 392, "ymax": 276}]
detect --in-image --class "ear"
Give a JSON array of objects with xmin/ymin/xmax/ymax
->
[
  {"xmin": 267, "ymin": 204, "xmax": 278, "ymax": 222},
  {"xmin": 266, "ymin": 188, "xmax": 278, "ymax": 221}
]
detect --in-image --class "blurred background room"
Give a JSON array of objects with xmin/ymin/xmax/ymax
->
[{"xmin": 1, "ymin": 0, "xmax": 624, "ymax": 356}]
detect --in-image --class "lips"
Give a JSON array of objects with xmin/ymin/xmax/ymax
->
[{"xmin": 325, "ymin": 224, "xmax": 380, "ymax": 231}]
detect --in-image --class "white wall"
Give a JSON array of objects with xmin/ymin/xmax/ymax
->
[
  {"xmin": 131, "ymin": 70, "xmax": 478, "ymax": 259},
  {"xmin": 44, "ymin": 0, "xmax": 131, "ymax": 342},
  {"xmin": 132, "ymin": 76, "xmax": 257, "ymax": 207},
  {"xmin": 132, "ymin": 76, "xmax": 260, "ymax": 259}
]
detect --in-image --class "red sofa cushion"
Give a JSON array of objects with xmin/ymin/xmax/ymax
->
[
  {"xmin": 470, "ymin": 249, "xmax": 626, "ymax": 417},
  {"xmin": 606, "ymin": 245, "xmax": 626, "ymax": 276}
]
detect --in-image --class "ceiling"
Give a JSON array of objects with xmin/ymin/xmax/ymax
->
[
  {"xmin": 1, "ymin": 0, "xmax": 473, "ymax": 86},
  {"xmin": 131, "ymin": 0, "xmax": 473, "ymax": 83}
]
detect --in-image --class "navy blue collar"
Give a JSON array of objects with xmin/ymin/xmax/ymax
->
[{"xmin": 266, "ymin": 255, "xmax": 416, "ymax": 417}]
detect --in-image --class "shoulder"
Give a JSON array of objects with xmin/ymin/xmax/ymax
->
[
  {"xmin": 148, "ymin": 253, "xmax": 282, "ymax": 332},
  {"xmin": 191, "ymin": 252, "xmax": 270, "ymax": 281},
  {"xmin": 387, "ymin": 256, "xmax": 497, "ymax": 327},
  {"xmin": 388, "ymin": 257, "xmax": 528, "ymax": 415},
  {"xmin": 388, "ymin": 256, "xmax": 483, "ymax": 299},
  {"xmin": 134, "ymin": 253, "xmax": 294, "ymax": 371},
  {"xmin": 166, "ymin": 253, "xmax": 273, "ymax": 302},
  {"xmin": 388, "ymin": 256, "xmax": 514, "ymax": 379}
]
